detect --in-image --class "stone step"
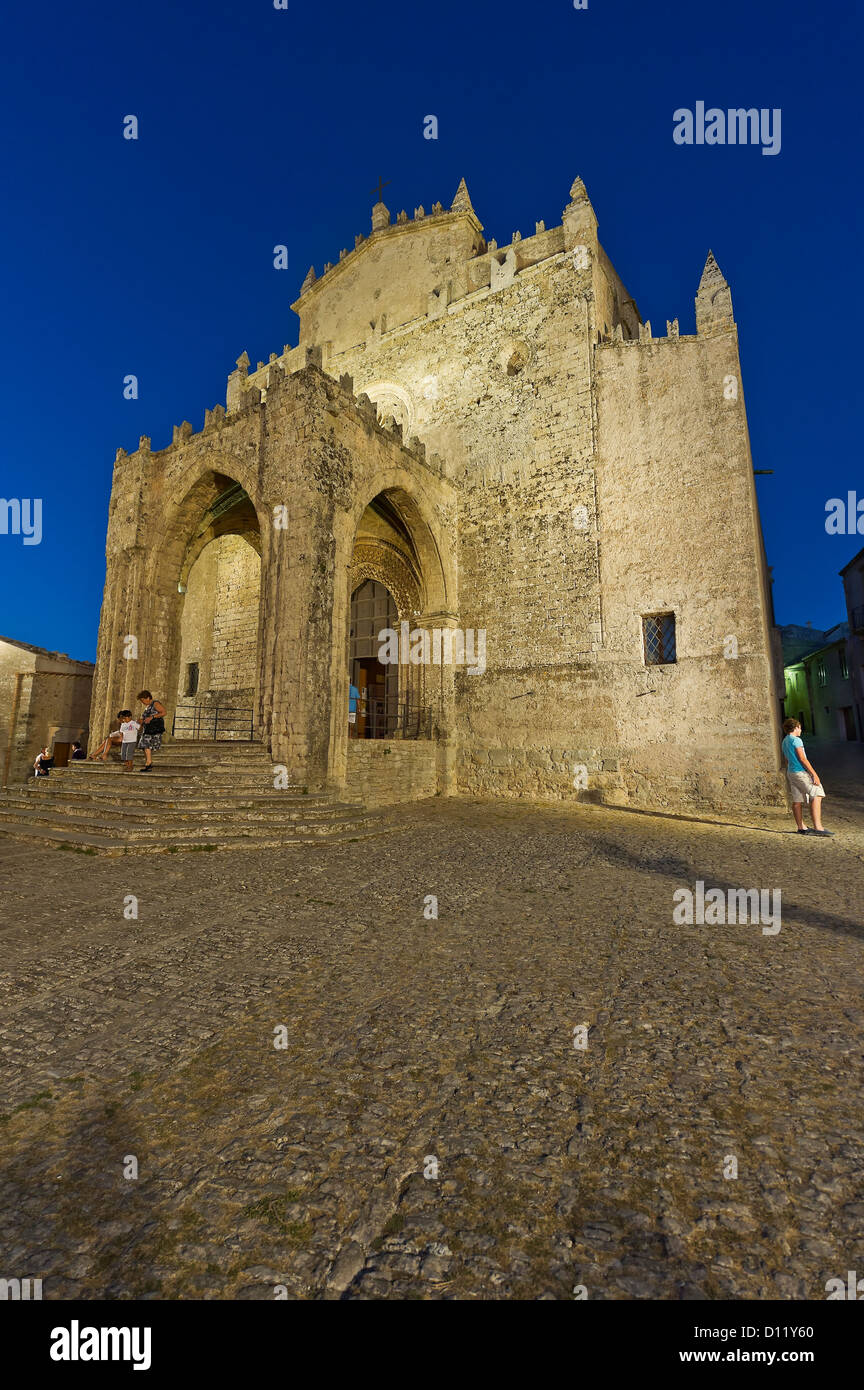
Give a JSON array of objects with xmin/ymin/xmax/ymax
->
[
  {"xmin": 73, "ymin": 743, "xmax": 270, "ymax": 759},
  {"xmin": 5, "ymin": 785, "xmax": 352, "ymax": 809},
  {"xmin": 115, "ymin": 740, "xmax": 268, "ymax": 754},
  {"xmin": 56, "ymin": 770, "xmax": 286, "ymax": 790},
  {"xmin": 66, "ymin": 760, "xmax": 272, "ymax": 775},
  {"xmin": 163, "ymin": 738, "xmax": 266, "ymax": 746},
  {"xmin": 0, "ymin": 797, "xmax": 373, "ymax": 827},
  {"xmin": 14, "ymin": 780, "xmax": 321, "ymax": 801},
  {"xmin": 0, "ymin": 820, "xmax": 390, "ymax": 855},
  {"xmin": 5, "ymin": 789, "xmax": 328, "ymax": 812},
  {"xmin": 0, "ymin": 806, "xmax": 380, "ymax": 841},
  {"xmin": 89, "ymin": 752, "xmax": 273, "ymax": 767},
  {"xmin": 0, "ymin": 737, "xmax": 387, "ymax": 853}
]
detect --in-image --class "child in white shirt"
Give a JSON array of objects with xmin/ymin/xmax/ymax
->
[{"xmin": 118, "ymin": 710, "xmax": 140, "ymax": 772}]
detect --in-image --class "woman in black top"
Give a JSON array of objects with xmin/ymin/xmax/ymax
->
[{"xmin": 137, "ymin": 690, "xmax": 166, "ymax": 772}]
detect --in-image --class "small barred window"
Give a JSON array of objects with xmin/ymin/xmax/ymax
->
[{"xmin": 642, "ymin": 613, "xmax": 677, "ymax": 666}]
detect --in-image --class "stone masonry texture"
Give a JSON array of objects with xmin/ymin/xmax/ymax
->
[{"xmin": 0, "ymin": 637, "xmax": 93, "ymax": 782}]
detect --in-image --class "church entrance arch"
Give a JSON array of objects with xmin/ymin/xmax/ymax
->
[
  {"xmin": 326, "ymin": 470, "xmax": 458, "ymax": 798},
  {"xmin": 149, "ymin": 470, "xmax": 265, "ymax": 741},
  {"xmin": 174, "ymin": 532, "xmax": 261, "ymax": 739},
  {"xmin": 350, "ymin": 579, "xmax": 398, "ymax": 738},
  {"xmin": 346, "ymin": 490, "xmax": 429, "ymax": 741}
]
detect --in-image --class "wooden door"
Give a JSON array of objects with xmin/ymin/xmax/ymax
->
[{"xmin": 355, "ymin": 666, "xmax": 368, "ymax": 738}]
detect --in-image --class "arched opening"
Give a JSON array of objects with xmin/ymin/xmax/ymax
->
[
  {"xmin": 347, "ymin": 491, "xmax": 429, "ymax": 740},
  {"xmin": 350, "ymin": 579, "xmax": 398, "ymax": 738},
  {"xmin": 326, "ymin": 470, "xmax": 456, "ymax": 797},
  {"xmin": 166, "ymin": 475, "xmax": 263, "ymax": 741}
]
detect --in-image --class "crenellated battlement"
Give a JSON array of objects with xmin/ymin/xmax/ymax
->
[
  {"xmin": 285, "ymin": 175, "xmax": 641, "ymax": 362},
  {"xmin": 115, "ymin": 360, "xmax": 441, "ymax": 481},
  {"xmin": 113, "ymin": 182, "xmax": 735, "ymax": 482}
]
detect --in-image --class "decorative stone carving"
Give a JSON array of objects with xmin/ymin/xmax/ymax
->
[{"xmin": 359, "ymin": 381, "xmax": 416, "ymax": 436}]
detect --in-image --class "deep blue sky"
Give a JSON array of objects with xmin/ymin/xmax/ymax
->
[{"xmin": 1, "ymin": 0, "xmax": 861, "ymax": 660}]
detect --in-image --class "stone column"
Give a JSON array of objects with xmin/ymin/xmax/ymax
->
[
  {"xmin": 418, "ymin": 608, "xmax": 460, "ymax": 795},
  {"xmin": 266, "ymin": 490, "xmax": 338, "ymax": 787}
]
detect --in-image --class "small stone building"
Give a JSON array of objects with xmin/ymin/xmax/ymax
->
[
  {"xmin": 841, "ymin": 546, "xmax": 864, "ymax": 740},
  {"xmin": 90, "ymin": 175, "xmax": 784, "ymax": 814},
  {"xmin": 0, "ymin": 636, "xmax": 93, "ymax": 785},
  {"xmin": 800, "ymin": 625, "xmax": 855, "ymax": 741}
]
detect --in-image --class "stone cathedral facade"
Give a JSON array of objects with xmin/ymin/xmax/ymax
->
[{"xmin": 91, "ymin": 175, "xmax": 783, "ymax": 813}]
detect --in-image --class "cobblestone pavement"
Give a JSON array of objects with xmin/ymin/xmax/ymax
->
[{"xmin": 1, "ymin": 739, "xmax": 862, "ymax": 1300}]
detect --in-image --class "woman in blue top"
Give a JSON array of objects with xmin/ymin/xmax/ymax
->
[
  {"xmin": 781, "ymin": 718, "xmax": 833, "ymax": 836},
  {"xmin": 348, "ymin": 679, "xmax": 360, "ymax": 737}
]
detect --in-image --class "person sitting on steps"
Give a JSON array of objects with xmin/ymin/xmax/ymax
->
[
  {"xmin": 90, "ymin": 718, "xmax": 124, "ymax": 761},
  {"xmin": 33, "ymin": 746, "xmax": 54, "ymax": 777}
]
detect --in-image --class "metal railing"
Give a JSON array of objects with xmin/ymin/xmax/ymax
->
[
  {"xmin": 354, "ymin": 701, "xmax": 433, "ymax": 741},
  {"xmin": 171, "ymin": 705, "xmax": 255, "ymax": 741}
]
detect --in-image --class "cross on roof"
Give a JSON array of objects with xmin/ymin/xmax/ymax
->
[{"xmin": 370, "ymin": 175, "xmax": 391, "ymax": 203}]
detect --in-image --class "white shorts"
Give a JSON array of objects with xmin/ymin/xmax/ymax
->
[
  {"xmin": 787, "ymin": 770, "xmax": 825, "ymax": 804},
  {"xmin": 348, "ymin": 712, "xmax": 356, "ymax": 725}
]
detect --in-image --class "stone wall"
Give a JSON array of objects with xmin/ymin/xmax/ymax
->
[
  {"xmin": 175, "ymin": 534, "xmax": 261, "ymax": 718},
  {"xmin": 0, "ymin": 639, "xmax": 93, "ymax": 783},
  {"xmin": 593, "ymin": 332, "xmax": 785, "ymax": 811},
  {"xmin": 347, "ymin": 739, "xmax": 438, "ymax": 806}
]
